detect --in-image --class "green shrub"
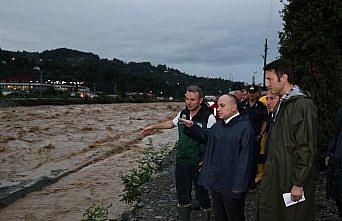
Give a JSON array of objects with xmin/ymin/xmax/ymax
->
[
  {"xmin": 120, "ymin": 138, "xmax": 170, "ymax": 204},
  {"xmin": 81, "ymin": 203, "xmax": 112, "ymax": 221}
]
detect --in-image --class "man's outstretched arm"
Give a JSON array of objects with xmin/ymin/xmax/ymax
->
[{"xmin": 140, "ymin": 120, "xmax": 175, "ymax": 137}]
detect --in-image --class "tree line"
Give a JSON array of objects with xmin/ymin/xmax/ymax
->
[{"xmin": 0, "ymin": 48, "xmax": 243, "ymax": 98}]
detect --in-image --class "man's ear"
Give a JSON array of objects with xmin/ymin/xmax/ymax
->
[
  {"xmin": 200, "ymin": 97, "xmax": 203, "ymax": 103},
  {"xmin": 281, "ymin": 74, "xmax": 288, "ymax": 82},
  {"xmin": 232, "ymin": 103, "xmax": 238, "ymax": 112}
]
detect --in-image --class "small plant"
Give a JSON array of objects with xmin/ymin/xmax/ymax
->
[
  {"xmin": 81, "ymin": 203, "xmax": 112, "ymax": 221},
  {"xmin": 139, "ymin": 137, "xmax": 169, "ymax": 172},
  {"xmin": 120, "ymin": 138, "xmax": 170, "ymax": 204}
]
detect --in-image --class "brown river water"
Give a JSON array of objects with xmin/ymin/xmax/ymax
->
[{"xmin": 0, "ymin": 102, "xmax": 182, "ymax": 220}]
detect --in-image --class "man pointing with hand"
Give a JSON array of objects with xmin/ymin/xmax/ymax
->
[
  {"xmin": 141, "ymin": 85, "xmax": 215, "ymax": 221},
  {"xmin": 179, "ymin": 94, "xmax": 255, "ymax": 221}
]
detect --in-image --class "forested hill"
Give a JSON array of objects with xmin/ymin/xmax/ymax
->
[{"xmin": 0, "ymin": 48, "xmax": 243, "ymax": 96}]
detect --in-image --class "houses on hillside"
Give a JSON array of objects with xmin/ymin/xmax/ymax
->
[{"xmin": 0, "ymin": 74, "xmax": 93, "ymax": 97}]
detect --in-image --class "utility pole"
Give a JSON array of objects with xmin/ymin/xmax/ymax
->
[
  {"xmin": 263, "ymin": 38, "xmax": 268, "ymax": 88},
  {"xmin": 230, "ymin": 74, "xmax": 234, "ymax": 82},
  {"xmin": 252, "ymin": 71, "xmax": 257, "ymax": 85}
]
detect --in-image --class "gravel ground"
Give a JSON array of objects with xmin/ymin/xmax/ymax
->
[{"xmin": 119, "ymin": 148, "xmax": 341, "ymax": 221}]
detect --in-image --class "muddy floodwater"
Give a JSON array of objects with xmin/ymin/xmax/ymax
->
[{"xmin": 0, "ymin": 102, "xmax": 182, "ymax": 220}]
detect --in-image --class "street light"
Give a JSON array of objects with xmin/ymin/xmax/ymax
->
[
  {"xmin": 176, "ymin": 82, "xmax": 180, "ymax": 99},
  {"xmin": 33, "ymin": 66, "xmax": 42, "ymax": 97}
]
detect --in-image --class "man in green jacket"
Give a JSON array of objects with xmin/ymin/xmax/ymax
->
[
  {"xmin": 141, "ymin": 85, "xmax": 216, "ymax": 221},
  {"xmin": 257, "ymin": 59, "xmax": 317, "ymax": 221}
]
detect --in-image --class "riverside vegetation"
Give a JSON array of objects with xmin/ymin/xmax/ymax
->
[
  {"xmin": 120, "ymin": 138, "xmax": 170, "ymax": 204},
  {"xmin": 82, "ymin": 203, "xmax": 112, "ymax": 221},
  {"xmin": 82, "ymin": 138, "xmax": 170, "ymax": 220}
]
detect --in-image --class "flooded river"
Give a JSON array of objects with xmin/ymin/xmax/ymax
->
[{"xmin": 0, "ymin": 102, "xmax": 181, "ymax": 220}]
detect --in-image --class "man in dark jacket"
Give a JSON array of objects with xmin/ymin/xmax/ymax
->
[
  {"xmin": 240, "ymin": 85, "xmax": 267, "ymax": 187},
  {"xmin": 179, "ymin": 94, "xmax": 255, "ymax": 221},
  {"xmin": 257, "ymin": 59, "xmax": 317, "ymax": 221},
  {"xmin": 325, "ymin": 107, "xmax": 342, "ymax": 218}
]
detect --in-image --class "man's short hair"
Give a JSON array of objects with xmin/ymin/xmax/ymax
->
[
  {"xmin": 264, "ymin": 59, "xmax": 294, "ymax": 84},
  {"xmin": 220, "ymin": 94, "xmax": 238, "ymax": 105},
  {"xmin": 228, "ymin": 94, "xmax": 238, "ymax": 105},
  {"xmin": 186, "ymin": 85, "xmax": 204, "ymax": 98}
]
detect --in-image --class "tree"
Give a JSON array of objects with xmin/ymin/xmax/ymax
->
[{"xmin": 279, "ymin": 0, "xmax": 342, "ymax": 165}]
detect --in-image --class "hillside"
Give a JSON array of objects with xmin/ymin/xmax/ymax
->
[{"xmin": 0, "ymin": 48, "xmax": 243, "ymax": 97}]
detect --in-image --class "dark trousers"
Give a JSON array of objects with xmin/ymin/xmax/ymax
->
[
  {"xmin": 175, "ymin": 163, "xmax": 211, "ymax": 209},
  {"xmin": 212, "ymin": 191, "xmax": 245, "ymax": 221}
]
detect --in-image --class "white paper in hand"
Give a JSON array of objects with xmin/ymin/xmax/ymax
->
[{"xmin": 282, "ymin": 192, "xmax": 305, "ymax": 207}]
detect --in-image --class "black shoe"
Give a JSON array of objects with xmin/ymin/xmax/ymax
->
[{"xmin": 178, "ymin": 205, "xmax": 191, "ymax": 221}]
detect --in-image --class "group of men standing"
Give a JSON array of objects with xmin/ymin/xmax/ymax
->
[{"xmin": 141, "ymin": 59, "xmax": 318, "ymax": 221}]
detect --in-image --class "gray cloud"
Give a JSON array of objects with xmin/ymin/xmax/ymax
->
[{"xmin": 0, "ymin": 0, "xmax": 283, "ymax": 83}]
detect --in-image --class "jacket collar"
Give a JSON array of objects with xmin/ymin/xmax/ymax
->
[
  {"xmin": 272, "ymin": 85, "xmax": 308, "ymax": 122},
  {"xmin": 222, "ymin": 112, "xmax": 246, "ymax": 126},
  {"xmin": 281, "ymin": 85, "xmax": 308, "ymax": 102},
  {"xmin": 224, "ymin": 112, "xmax": 240, "ymax": 124}
]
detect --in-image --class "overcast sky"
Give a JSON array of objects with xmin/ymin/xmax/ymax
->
[{"xmin": 0, "ymin": 0, "xmax": 284, "ymax": 84}]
